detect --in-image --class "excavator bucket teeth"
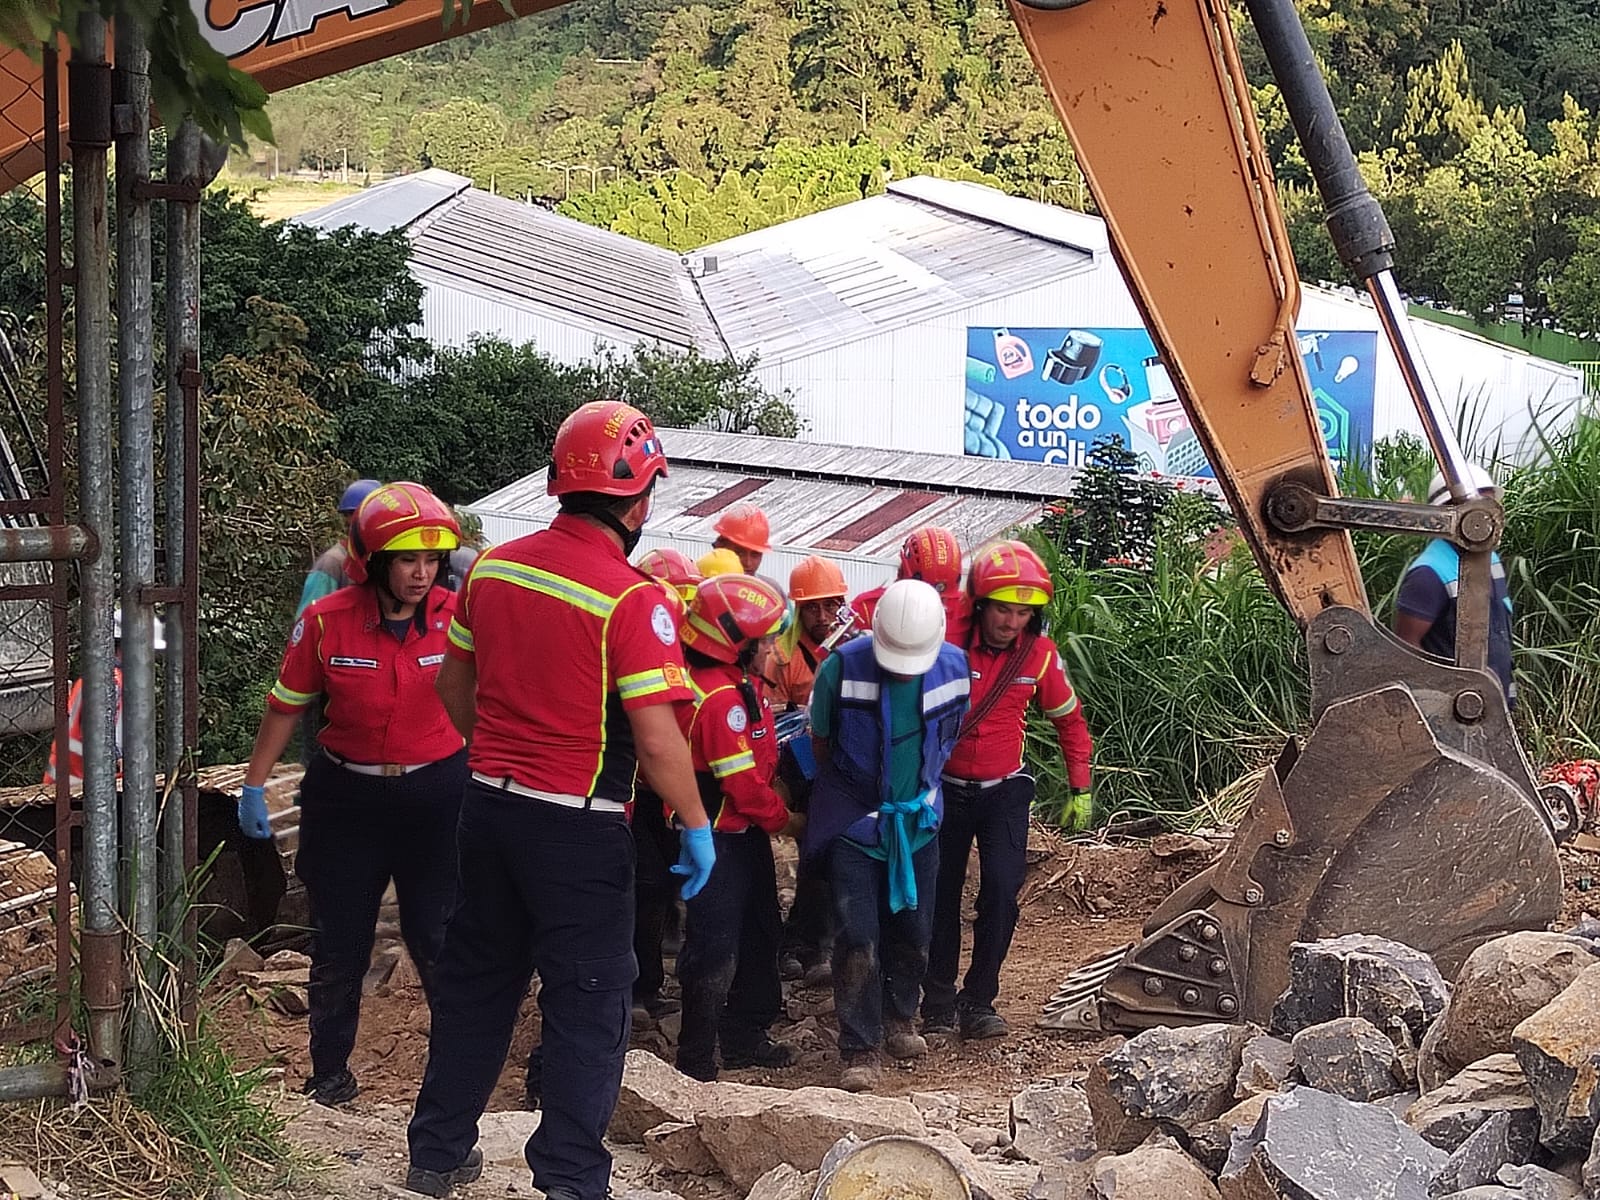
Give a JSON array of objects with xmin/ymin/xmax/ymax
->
[{"xmin": 1040, "ymin": 656, "xmax": 1562, "ymax": 1034}]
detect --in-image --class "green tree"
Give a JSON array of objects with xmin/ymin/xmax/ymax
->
[
  {"xmin": 404, "ymin": 98, "xmax": 511, "ymax": 175},
  {"xmin": 1549, "ymin": 217, "xmax": 1600, "ymax": 336}
]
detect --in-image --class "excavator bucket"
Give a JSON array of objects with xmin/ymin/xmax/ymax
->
[{"xmin": 1041, "ymin": 609, "xmax": 1568, "ymax": 1033}]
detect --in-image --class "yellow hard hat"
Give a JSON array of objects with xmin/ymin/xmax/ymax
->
[{"xmin": 697, "ymin": 548, "xmax": 744, "ymax": 578}]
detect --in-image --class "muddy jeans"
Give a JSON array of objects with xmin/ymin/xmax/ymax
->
[{"xmin": 828, "ymin": 837, "xmax": 940, "ymax": 1054}]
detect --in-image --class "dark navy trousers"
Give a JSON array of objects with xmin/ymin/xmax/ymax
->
[
  {"xmin": 407, "ymin": 781, "xmax": 637, "ymax": 1200},
  {"xmin": 294, "ymin": 748, "xmax": 467, "ymax": 1080}
]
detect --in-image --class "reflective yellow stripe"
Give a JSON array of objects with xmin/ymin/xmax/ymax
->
[
  {"xmin": 1044, "ymin": 694, "xmax": 1079, "ymax": 719},
  {"xmin": 448, "ymin": 617, "xmax": 474, "ymax": 653},
  {"xmin": 709, "ymin": 749, "xmax": 756, "ymax": 778},
  {"xmin": 472, "ymin": 559, "xmax": 617, "ymax": 619},
  {"xmin": 617, "ymin": 668, "xmax": 672, "ymax": 700},
  {"xmin": 271, "ymin": 680, "xmax": 317, "ymax": 709}
]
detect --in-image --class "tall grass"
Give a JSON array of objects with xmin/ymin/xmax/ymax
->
[{"xmin": 1026, "ymin": 417, "xmax": 1600, "ymax": 827}]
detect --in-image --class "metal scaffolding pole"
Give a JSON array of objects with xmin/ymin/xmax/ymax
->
[
  {"xmin": 68, "ymin": 10, "xmax": 123, "ymax": 1069},
  {"xmin": 114, "ymin": 12, "xmax": 159, "ymax": 1080}
]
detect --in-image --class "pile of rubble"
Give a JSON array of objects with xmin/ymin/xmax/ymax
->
[
  {"xmin": 0, "ymin": 840, "xmax": 63, "ymax": 994},
  {"xmin": 603, "ymin": 921, "xmax": 1600, "ymax": 1200}
]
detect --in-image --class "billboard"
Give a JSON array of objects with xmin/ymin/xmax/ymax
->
[{"xmin": 964, "ymin": 327, "xmax": 1377, "ymax": 476}]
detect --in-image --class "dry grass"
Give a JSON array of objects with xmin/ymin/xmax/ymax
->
[{"xmin": 0, "ymin": 1092, "xmax": 196, "ymax": 1200}]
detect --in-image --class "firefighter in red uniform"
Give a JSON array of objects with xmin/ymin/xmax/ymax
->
[
  {"xmin": 674, "ymin": 573, "xmax": 801, "ymax": 1080},
  {"xmin": 920, "ymin": 540, "xmax": 1092, "ymax": 1041},
  {"xmin": 405, "ymin": 402, "xmax": 714, "ymax": 1200},
  {"xmin": 238, "ymin": 482, "xmax": 468, "ymax": 1107},
  {"xmin": 852, "ymin": 526, "xmax": 971, "ymax": 644}
]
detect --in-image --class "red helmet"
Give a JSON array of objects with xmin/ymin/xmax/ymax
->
[
  {"xmin": 900, "ymin": 526, "xmax": 963, "ymax": 592},
  {"xmin": 712, "ymin": 503, "xmax": 772, "ymax": 554},
  {"xmin": 637, "ymin": 546, "xmax": 702, "ymax": 603},
  {"xmin": 547, "ymin": 401, "xmax": 668, "ymax": 498},
  {"xmin": 347, "ymin": 482, "xmax": 462, "ymax": 584},
  {"xmin": 969, "ymin": 540, "xmax": 1053, "ymax": 606},
  {"xmin": 682, "ymin": 574, "xmax": 788, "ymax": 664}
]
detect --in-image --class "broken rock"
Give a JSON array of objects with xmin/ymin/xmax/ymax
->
[
  {"xmin": 743, "ymin": 1163, "xmax": 814, "ymax": 1200},
  {"xmin": 1428, "ymin": 1111, "xmax": 1528, "ymax": 1197},
  {"xmin": 1236, "ymin": 1033, "xmax": 1297, "ymax": 1099},
  {"xmin": 1187, "ymin": 1093, "xmax": 1271, "ymax": 1175},
  {"xmin": 1493, "ymin": 1164, "xmax": 1583, "ymax": 1199},
  {"xmin": 609, "ymin": 1049, "xmax": 766, "ymax": 1143},
  {"xmin": 1086, "ymin": 1022, "xmax": 1253, "ymax": 1153},
  {"xmin": 1584, "ymin": 1128, "xmax": 1599, "ymax": 1197},
  {"xmin": 1271, "ymin": 934, "xmax": 1450, "ymax": 1048},
  {"xmin": 1420, "ymin": 1006, "xmax": 1458, "ymax": 1094},
  {"xmin": 1440, "ymin": 933, "xmax": 1597, "ymax": 1073},
  {"xmin": 1008, "ymin": 1079, "xmax": 1096, "ymax": 1167},
  {"xmin": 218, "ymin": 937, "xmax": 264, "ymax": 981},
  {"xmin": 1292, "ymin": 1016, "xmax": 1406, "ymax": 1102},
  {"xmin": 1511, "ymin": 963, "xmax": 1600, "ymax": 1155},
  {"xmin": 1090, "ymin": 1142, "xmax": 1221, "ymax": 1200},
  {"xmin": 1219, "ymin": 1086, "xmax": 1447, "ymax": 1200},
  {"xmin": 475, "ymin": 1110, "xmax": 541, "ymax": 1167},
  {"xmin": 644, "ymin": 1121, "xmax": 719, "ymax": 1175},
  {"xmin": 1406, "ymin": 1054, "xmax": 1542, "ymax": 1155}
]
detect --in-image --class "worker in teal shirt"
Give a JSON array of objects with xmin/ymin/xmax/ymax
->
[
  {"xmin": 804, "ymin": 579, "xmax": 969, "ymax": 1093},
  {"xmin": 298, "ymin": 479, "xmax": 381, "ymax": 617}
]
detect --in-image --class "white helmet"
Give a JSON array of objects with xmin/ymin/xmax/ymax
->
[
  {"xmin": 871, "ymin": 579, "xmax": 946, "ymax": 675},
  {"xmin": 1426, "ymin": 463, "xmax": 1501, "ymax": 506}
]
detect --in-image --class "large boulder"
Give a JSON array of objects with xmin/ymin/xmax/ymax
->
[
  {"xmin": 1271, "ymin": 934, "xmax": 1450, "ymax": 1048},
  {"xmin": 1439, "ymin": 934, "xmax": 1597, "ymax": 1074},
  {"xmin": 644, "ymin": 1121, "xmax": 720, "ymax": 1175},
  {"xmin": 1406, "ymin": 1055, "xmax": 1542, "ymax": 1155},
  {"xmin": 1428, "ymin": 1111, "xmax": 1531, "ymax": 1197},
  {"xmin": 1089, "ymin": 1140, "xmax": 1221, "ymax": 1200},
  {"xmin": 1236, "ymin": 1033, "xmax": 1298, "ymax": 1100},
  {"xmin": 1187, "ymin": 1093, "xmax": 1272, "ymax": 1175},
  {"xmin": 1292, "ymin": 1016, "xmax": 1407, "ymax": 1102},
  {"xmin": 1511, "ymin": 964, "xmax": 1600, "ymax": 1155},
  {"xmin": 1008, "ymin": 1079, "xmax": 1096, "ymax": 1167},
  {"xmin": 1086, "ymin": 1023, "xmax": 1254, "ymax": 1152},
  {"xmin": 1219, "ymin": 1087, "xmax": 1448, "ymax": 1200}
]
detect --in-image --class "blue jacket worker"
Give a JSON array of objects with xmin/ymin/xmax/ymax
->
[{"xmin": 803, "ymin": 579, "xmax": 969, "ymax": 1093}]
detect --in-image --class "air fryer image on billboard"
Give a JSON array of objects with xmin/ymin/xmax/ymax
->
[{"xmin": 964, "ymin": 326, "xmax": 1377, "ymax": 475}]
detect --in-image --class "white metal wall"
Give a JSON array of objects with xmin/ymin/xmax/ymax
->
[
  {"xmin": 414, "ymin": 270, "xmax": 653, "ymax": 365},
  {"xmin": 759, "ymin": 262, "xmax": 1583, "ymax": 466}
]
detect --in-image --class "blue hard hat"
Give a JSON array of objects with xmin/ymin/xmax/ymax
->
[{"xmin": 338, "ymin": 479, "xmax": 381, "ymax": 515}]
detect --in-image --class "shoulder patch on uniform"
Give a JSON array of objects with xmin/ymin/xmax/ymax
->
[
  {"xmin": 727, "ymin": 705, "xmax": 748, "ymax": 733},
  {"xmin": 663, "ymin": 661, "xmax": 685, "ymax": 689},
  {"xmin": 651, "ymin": 603, "xmax": 677, "ymax": 646},
  {"xmin": 290, "ymin": 619, "xmax": 305, "ymax": 647}
]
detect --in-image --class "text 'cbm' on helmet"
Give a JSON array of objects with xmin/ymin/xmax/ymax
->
[
  {"xmin": 713, "ymin": 503, "xmax": 773, "ymax": 554},
  {"xmin": 789, "ymin": 555, "xmax": 848, "ymax": 603},
  {"xmin": 347, "ymin": 482, "xmax": 462, "ymax": 584},
  {"xmin": 547, "ymin": 401, "xmax": 668, "ymax": 499},
  {"xmin": 871, "ymin": 579, "xmax": 947, "ymax": 675},
  {"xmin": 899, "ymin": 526, "xmax": 963, "ymax": 592},
  {"xmin": 969, "ymin": 539, "xmax": 1053, "ymax": 606},
  {"xmin": 682, "ymin": 574, "xmax": 789, "ymax": 664}
]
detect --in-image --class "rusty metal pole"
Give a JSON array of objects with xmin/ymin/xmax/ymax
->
[
  {"xmin": 114, "ymin": 9, "xmax": 159, "ymax": 1081},
  {"xmin": 68, "ymin": 10, "xmax": 123, "ymax": 1070}
]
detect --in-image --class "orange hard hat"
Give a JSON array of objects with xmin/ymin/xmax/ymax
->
[
  {"xmin": 347, "ymin": 482, "xmax": 461, "ymax": 584},
  {"xmin": 546, "ymin": 401, "xmax": 668, "ymax": 499},
  {"xmin": 899, "ymin": 526, "xmax": 963, "ymax": 592},
  {"xmin": 968, "ymin": 539, "xmax": 1054, "ymax": 606},
  {"xmin": 712, "ymin": 503, "xmax": 772, "ymax": 554},
  {"xmin": 789, "ymin": 556, "xmax": 848, "ymax": 603}
]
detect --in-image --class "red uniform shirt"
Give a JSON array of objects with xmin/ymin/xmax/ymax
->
[
  {"xmin": 851, "ymin": 585, "xmax": 972, "ymax": 646},
  {"xmin": 268, "ymin": 585, "xmax": 463, "ymax": 765},
  {"xmin": 448, "ymin": 514, "xmax": 694, "ymax": 804},
  {"xmin": 943, "ymin": 635, "xmax": 1092, "ymax": 789},
  {"xmin": 678, "ymin": 662, "xmax": 787, "ymax": 834}
]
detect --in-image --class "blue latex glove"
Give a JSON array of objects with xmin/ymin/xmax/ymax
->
[
  {"xmin": 238, "ymin": 784, "xmax": 272, "ymax": 840},
  {"xmin": 671, "ymin": 823, "xmax": 716, "ymax": 900}
]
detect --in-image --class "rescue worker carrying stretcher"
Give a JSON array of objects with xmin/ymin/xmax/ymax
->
[
  {"xmin": 238, "ymin": 482, "xmax": 469, "ymax": 1109},
  {"xmin": 852, "ymin": 526, "xmax": 971, "ymax": 644},
  {"xmin": 405, "ymin": 402, "xmax": 714, "ymax": 1200},
  {"xmin": 921, "ymin": 539, "xmax": 1092, "ymax": 1042},
  {"xmin": 762, "ymin": 555, "xmax": 850, "ymax": 710},
  {"xmin": 674, "ymin": 573, "xmax": 803, "ymax": 1081}
]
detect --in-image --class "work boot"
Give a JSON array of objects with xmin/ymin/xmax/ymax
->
[
  {"xmin": 722, "ymin": 1035, "xmax": 802, "ymax": 1070},
  {"xmin": 403, "ymin": 1148, "xmax": 483, "ymax": 1198},
  {"xmin": 959, "ymin": 1004, "xmax": 1009, "ymax": 1041},
  {"xmin": 884, "ymin": 1020, "xmax": 927, "ymax": 1061},
  {"xmin": 839, "ymin": 1049, "xmax": 882, "ymax": 1093},
  {"xmin": 920, "ymin": 1007, "xmax": 957, "ymax": 1036},
  {"xmin": 300, "ymin": 1068, "xmax": 358, "ymax": 1107}
]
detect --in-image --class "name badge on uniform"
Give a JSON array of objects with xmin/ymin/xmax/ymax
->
[
  {"xmin": 329, "ymin": 656, "xmax": 380, "ymax": 669},
  {"xmin": 1015, "ymin": 676, "xmax": 1037, "ymax": 686},
  {"xmin": 417, "ymin": 653, "xmax": 446, "ymax": 667}
]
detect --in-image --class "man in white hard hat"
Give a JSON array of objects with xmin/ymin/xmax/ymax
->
[
  {"xmin": 1394, "ymin": 464, "xmax": 1515, "ymax": 706},
  {"xmin": 801, "ymin": 579, "xmax": 969, "ymax": 1092}
]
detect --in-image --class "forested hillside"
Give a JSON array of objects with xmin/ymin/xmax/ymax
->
[{"xmin": 258, "ymin": 0, "xmax": 1600, "ymax": 336}]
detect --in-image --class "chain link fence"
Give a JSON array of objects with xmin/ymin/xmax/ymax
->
[{"xmin": 0, "ymin": 47, "xmax": 77, "ymax": 1044}]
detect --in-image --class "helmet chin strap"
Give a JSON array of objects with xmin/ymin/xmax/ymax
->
[{"xmin": 594, "ymin": 509, "xmax": 643, "ymax": 555}]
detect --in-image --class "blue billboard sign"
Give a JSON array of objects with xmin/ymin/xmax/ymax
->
[{"xmin": 964, "ymin": 327, "xmax": 1377, "ymax": 475}]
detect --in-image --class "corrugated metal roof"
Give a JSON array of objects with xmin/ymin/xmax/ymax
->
[
  {"xmin": 407, "ymin": 190, "xmax": 719, "ymax": 351},
  {"xmin": 291, "ymin": 168, "xmax": 471, "ymax": 235},
  {"xmin": 691, "ymin": 181, "xmax": 1100, "ymax": 361}
]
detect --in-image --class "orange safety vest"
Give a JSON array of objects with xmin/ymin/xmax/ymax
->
[{"xmin": 42, "ymin": 668, "xmax": 123, "ymax": 790}]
